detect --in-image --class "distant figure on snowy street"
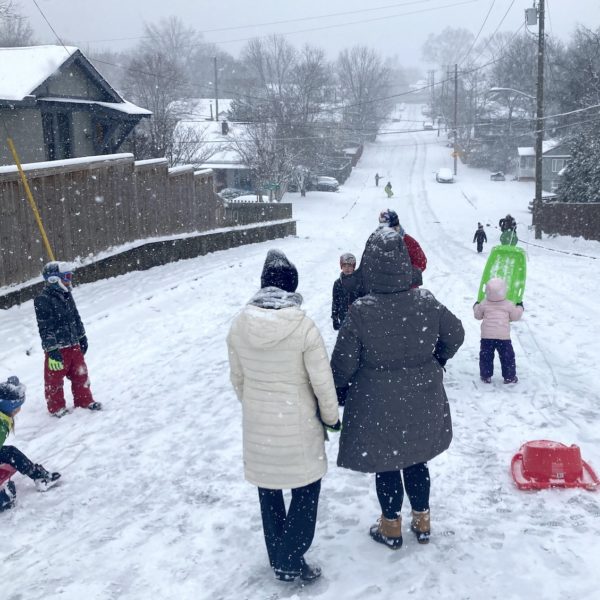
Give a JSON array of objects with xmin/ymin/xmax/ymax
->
[
  {"xmin": 473, "ymin": 222, "xmax": 487, "ymax": 253},
  {"xmin": 384, "ymin": 181, "xmax": 393, "ymax": 198},
  {"xmin": 331, "ymin": 228, "xmax": 464, "ymax": 551},
  {"xmin": 499, "ymin": 214, "xmax": 518, "ymax": 246},
  {"xmin": 34, "ymin": 262, "xmax": 102, "ymax": 418},
  {"xmin": 227, "ymin": 249, "xmax": 340, "ymax": 584},
  {"xmin": 474, "ymin": 277, "xmax": 524, "ymax": 384},
  {"xmin": 331, "ymin": 253, "xmax": 361, "ymax": 331},
  {"xmin": 375, "ymin": 173, "xmax": 381, "ymax": 187},
  {"xmin": 0, "ymin": 376, "xmax": 61, "ymax": 512}
]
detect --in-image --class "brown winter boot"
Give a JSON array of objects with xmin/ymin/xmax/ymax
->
[
  {"xmin": 369, "ymin": 515, "xmax": 403, "ymax": 549},
  {"xmin": 411, "ymin": 509, "xmax": 431, "ymax": 544}
]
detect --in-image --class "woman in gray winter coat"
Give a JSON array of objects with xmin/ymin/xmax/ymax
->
[
  {"xmin": 227, "ymin": 250, "xmax": 340, "ymax": 583},
  {"xmin": 331, "ymin": 228, "xmax": 464, "ymax": 550}
]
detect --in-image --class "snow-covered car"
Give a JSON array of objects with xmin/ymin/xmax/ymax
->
[
  {"xmin": 217, "ymin": 188, "xmax": 247, "ymax": 201},
  {"xmin": 435, "ymin": 167, "xmax": 454, "ymax": 183},
  {"xmin": 490, "ymin": 171, "xmax": 506, "ymax": 181},
  {"xmin": 315, "ymin": 176, "xmax": 339, "ymax": 192},
  {"xmin": 423, "ymin": 121, "xmax": 434, "ymax": 130}
]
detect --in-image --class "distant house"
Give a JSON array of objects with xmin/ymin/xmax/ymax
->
[
  {"xmin": 0, "ymin": 45, "xmax": 151, "ymax": 166},
  {"xmin": 516, "ymin": 140, "xmax": 571, "ymax": 191},
  {"xmin": 541, "ymin": 140, "xmax": 571, "ymax": 193},
  {"xmin": 516, "ymin": 147, "xmax": 535, "ymax": 180}
]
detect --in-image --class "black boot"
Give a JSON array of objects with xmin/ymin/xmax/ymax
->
[
  {"xmin": 30, "ymin": 465, "xmax": 61, "ymax": 492},
  {"xmin": 0, "ymin": 480, "xmax": 17, "ymax": 511}
]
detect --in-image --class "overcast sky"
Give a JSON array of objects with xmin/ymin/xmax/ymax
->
[{"xmin": 20, "ymin": 0, "xmax": 600, "ymax": 71}]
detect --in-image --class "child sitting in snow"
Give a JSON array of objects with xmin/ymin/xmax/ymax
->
[
  {"xmin": 473, "ymin": 278, "xmax": 524, "ymax": 384},
  {"xmin": 0, "ymin": 376, "xmax": 61, "ymax": 512}
]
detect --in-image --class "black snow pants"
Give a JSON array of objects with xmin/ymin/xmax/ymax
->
[
  {"xmin": 0, "ymin": 445, "xmax": 36, "ymax": 476},
  {"xmin": 257, "ymin": 479, "xmax": 321, "ymax": 574},
  {"xmin": 375, "ymin": 463, "xmax": 430, "ymax": 519}
]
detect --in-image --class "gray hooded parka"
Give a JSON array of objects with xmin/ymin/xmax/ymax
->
[{"xmin": 331, "ymin": 227, "xmax": 464, "ymax": 473}]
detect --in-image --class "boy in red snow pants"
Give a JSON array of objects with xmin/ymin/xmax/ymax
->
[{"xmin": 34, "ymin": 262, "xmax": 102, "ymax": 417}]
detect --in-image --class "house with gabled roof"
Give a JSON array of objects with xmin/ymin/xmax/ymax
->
[
  {"xmin": 0, "ymin": 45, "xmax": 151, "ymax": 166},
  {"xmin": 516, "ymin": 139, "xmax": 571, "ymax": 192}
]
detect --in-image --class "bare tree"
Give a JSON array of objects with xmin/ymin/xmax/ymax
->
[
  {"xmin": 168, "ymin": 123, "xmax": 218, "ymax": 168},
  {"xmin": 337, "ymin": 46, "xmax": 390, "ymax": 140},
  {"xmin": 421, "ymin": 27, "xmax": 475, "ymax": 68},
  {"xmin": 231, "ymin": 122, "xmax": 295, "ymax": 201},
  {"xmin": 0, "ymin": 0, "xmax": 34, "ymax": 46},
  {"xmin": 120, "ymin": 17, "xmax": 208, "ymax": 161}
]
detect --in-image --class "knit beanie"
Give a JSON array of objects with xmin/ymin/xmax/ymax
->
[{"xmin": 260, "ymin": 249, "xmax": 299, "ymax": 293}]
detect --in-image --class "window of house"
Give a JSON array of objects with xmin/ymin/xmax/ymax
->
[
  {"xmin": 551, "ymin": 158, "xmax": 565, "ymax": 173},
  {"xmin": 41, "ymin": 112, "xmax": 73, "ymax": 160}
]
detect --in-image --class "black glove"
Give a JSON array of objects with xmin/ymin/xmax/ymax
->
[
  {"xmin": 325, "ymin": 419, "xmax": 342, "ymax": 433},
  {"xmin": 433, "ymin": 353, "xmax": 447, "ymax": 368},
  {"xmin": 433, "ymin": 340, "xmax": 447, "ymax": 369},
  {"xmin": 79, "ymin": 336, "xmax": 88, "ymax": 355},
  {"xmin": 332, "ymin": 318, "xmax": 341, "ymax": 331},
  {"xmin": 336, "ymin": 386, "xmax": 349, "ymax": 407}
]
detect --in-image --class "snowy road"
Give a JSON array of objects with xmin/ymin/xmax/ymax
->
[{"xmin": 2, "ymin": 103, "xmax": 600, "ymax": 600}]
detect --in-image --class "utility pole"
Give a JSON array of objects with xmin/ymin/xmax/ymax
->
[
  {"xmin": 214, "ymin": 56, "xmax": 219, "ymax": 122},
  {"xmin": 534, "ymin": 0, "xmax": 545, "ymax": 239},
  {"xmin": 453, "ymin": 63, "xmax": 458, "ymax": 176}
]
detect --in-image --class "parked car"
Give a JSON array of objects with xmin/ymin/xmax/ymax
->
[
  {"xmin": 490, "ymin": 171, "xmax": 506, "ymax": 181},
  {"xmin": 423, "ymin": 121, "xmax": 434, "ymax": 130},
  {"xmin": 315, "ymin": 176, "xmax": 340, "ymax": 192},
  {"xmin": 435, "ymin": 167, "xmax": 454, "ymax": 183},
  {"xmin": 217, "ymin": 188, "xmax": 247, "ymax": 201}
]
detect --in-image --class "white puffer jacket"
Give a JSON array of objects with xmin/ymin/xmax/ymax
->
[{"xmin": 227, "ymin": 288, "xmax": 339, "ymax": 490}]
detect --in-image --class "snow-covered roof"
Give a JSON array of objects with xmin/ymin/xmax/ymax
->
[
  {"xmin": 39, "ymin": 97, "xmax": 151, "ymax": 116},
  {"xmin": 0, "ymin": 45, "xmax": 79, "ymax": 101},
  {"xmin": 518, "ymin": 140, "xmax": 562, "ymax": 156}
]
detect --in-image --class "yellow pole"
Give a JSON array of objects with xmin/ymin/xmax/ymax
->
[{"xmin": 6, "ymin": 137, "xmax": 55, "ymax": 261}]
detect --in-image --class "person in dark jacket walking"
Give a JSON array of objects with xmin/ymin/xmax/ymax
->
[
  {"xmin": 34, "ymin": 262, "xmax": 102, "ymax": 417},
  {"xmin": 331, "ymin": 228, "xmax": 464, "ymax": 550},
  {"xmin": 331, "ymin": 253, "xmax": 361, "ymax": 330},
  {"xmin": 473, "ymin": 222, "xmax": 487, "ymax": 253},
  {"xmin": 348, "ymin": 210, "xmax": 427, "ymax": 293},
  {"xmin": 375, "ymin": 173, "xmax": 381, "ymax": 187},
  {"xmin": 0, "ymin": 376, "xmax": 61, "ymax": 512}
]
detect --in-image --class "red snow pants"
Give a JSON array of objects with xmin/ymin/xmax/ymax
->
[{"xmin": 44, "ymin": 345, "xmax": 94, "ymax": 414}]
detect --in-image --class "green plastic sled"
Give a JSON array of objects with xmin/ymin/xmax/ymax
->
[{"xmin": 477, "ymin": 245, "xmax": 527, "ymax": 304}]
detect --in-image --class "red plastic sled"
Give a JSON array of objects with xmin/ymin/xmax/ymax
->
[
  {"xmin": 0, "ymin": 463, "xmax": 16, "ymax": 487},
  {"xmin": 511, "ymin": 440, "xmax": 599, "ymax": 491}
]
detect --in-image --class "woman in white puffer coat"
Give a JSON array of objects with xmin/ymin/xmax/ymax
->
[{"xmin": 227, "ymin": 249, "xmax": 340, "ymax": 584}]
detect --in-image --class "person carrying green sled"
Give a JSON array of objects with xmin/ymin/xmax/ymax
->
[
  {"xmin": 499, "ymin": 214, "xmax": 518, "ymax": 246},
  {"xmin": 384, "ymin": 181, "xmax": 393, "ymax": 198}
]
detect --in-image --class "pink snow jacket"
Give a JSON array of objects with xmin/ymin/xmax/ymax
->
[{"xmin": 473, "ymin": 278, "xmax": 523, "ymax": 340}]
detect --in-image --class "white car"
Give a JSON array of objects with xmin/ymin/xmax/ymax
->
[{"xmin": 436, "ymin": 168, "xmax": 454, "ymax": 183}]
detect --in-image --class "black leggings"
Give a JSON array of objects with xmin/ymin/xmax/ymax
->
[
  {"xmin": 375, "ymin": 463, "xmax": 430, "ymax": 519},
  {"xmin": 0, "ymin": 445, "xmax": 35, "ymax": 477},
  {"xmin": 258, "ymin": 479, "xmax": 321, "ymax": 574}
]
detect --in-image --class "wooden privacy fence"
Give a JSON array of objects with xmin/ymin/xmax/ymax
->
[
  {"xmin": 532, "ymin": 200, "xmax": 600, "ymax": 241},
  {"xmin": 0, "ymin": 154, "xmax": 230, "ymax": 288}
]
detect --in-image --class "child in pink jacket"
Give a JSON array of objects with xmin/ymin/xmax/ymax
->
[{"xmin": 473, "ymin": 278, "xmax": 524, "ymax": 384}]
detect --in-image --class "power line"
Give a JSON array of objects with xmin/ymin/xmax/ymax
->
[
  {"xmin": 458, "ymin": 0, "xmax": 497, "ymax": 66},
  {"xmin": 72, "ymin": 0, "xmax": 449, "ymax": 44}
]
